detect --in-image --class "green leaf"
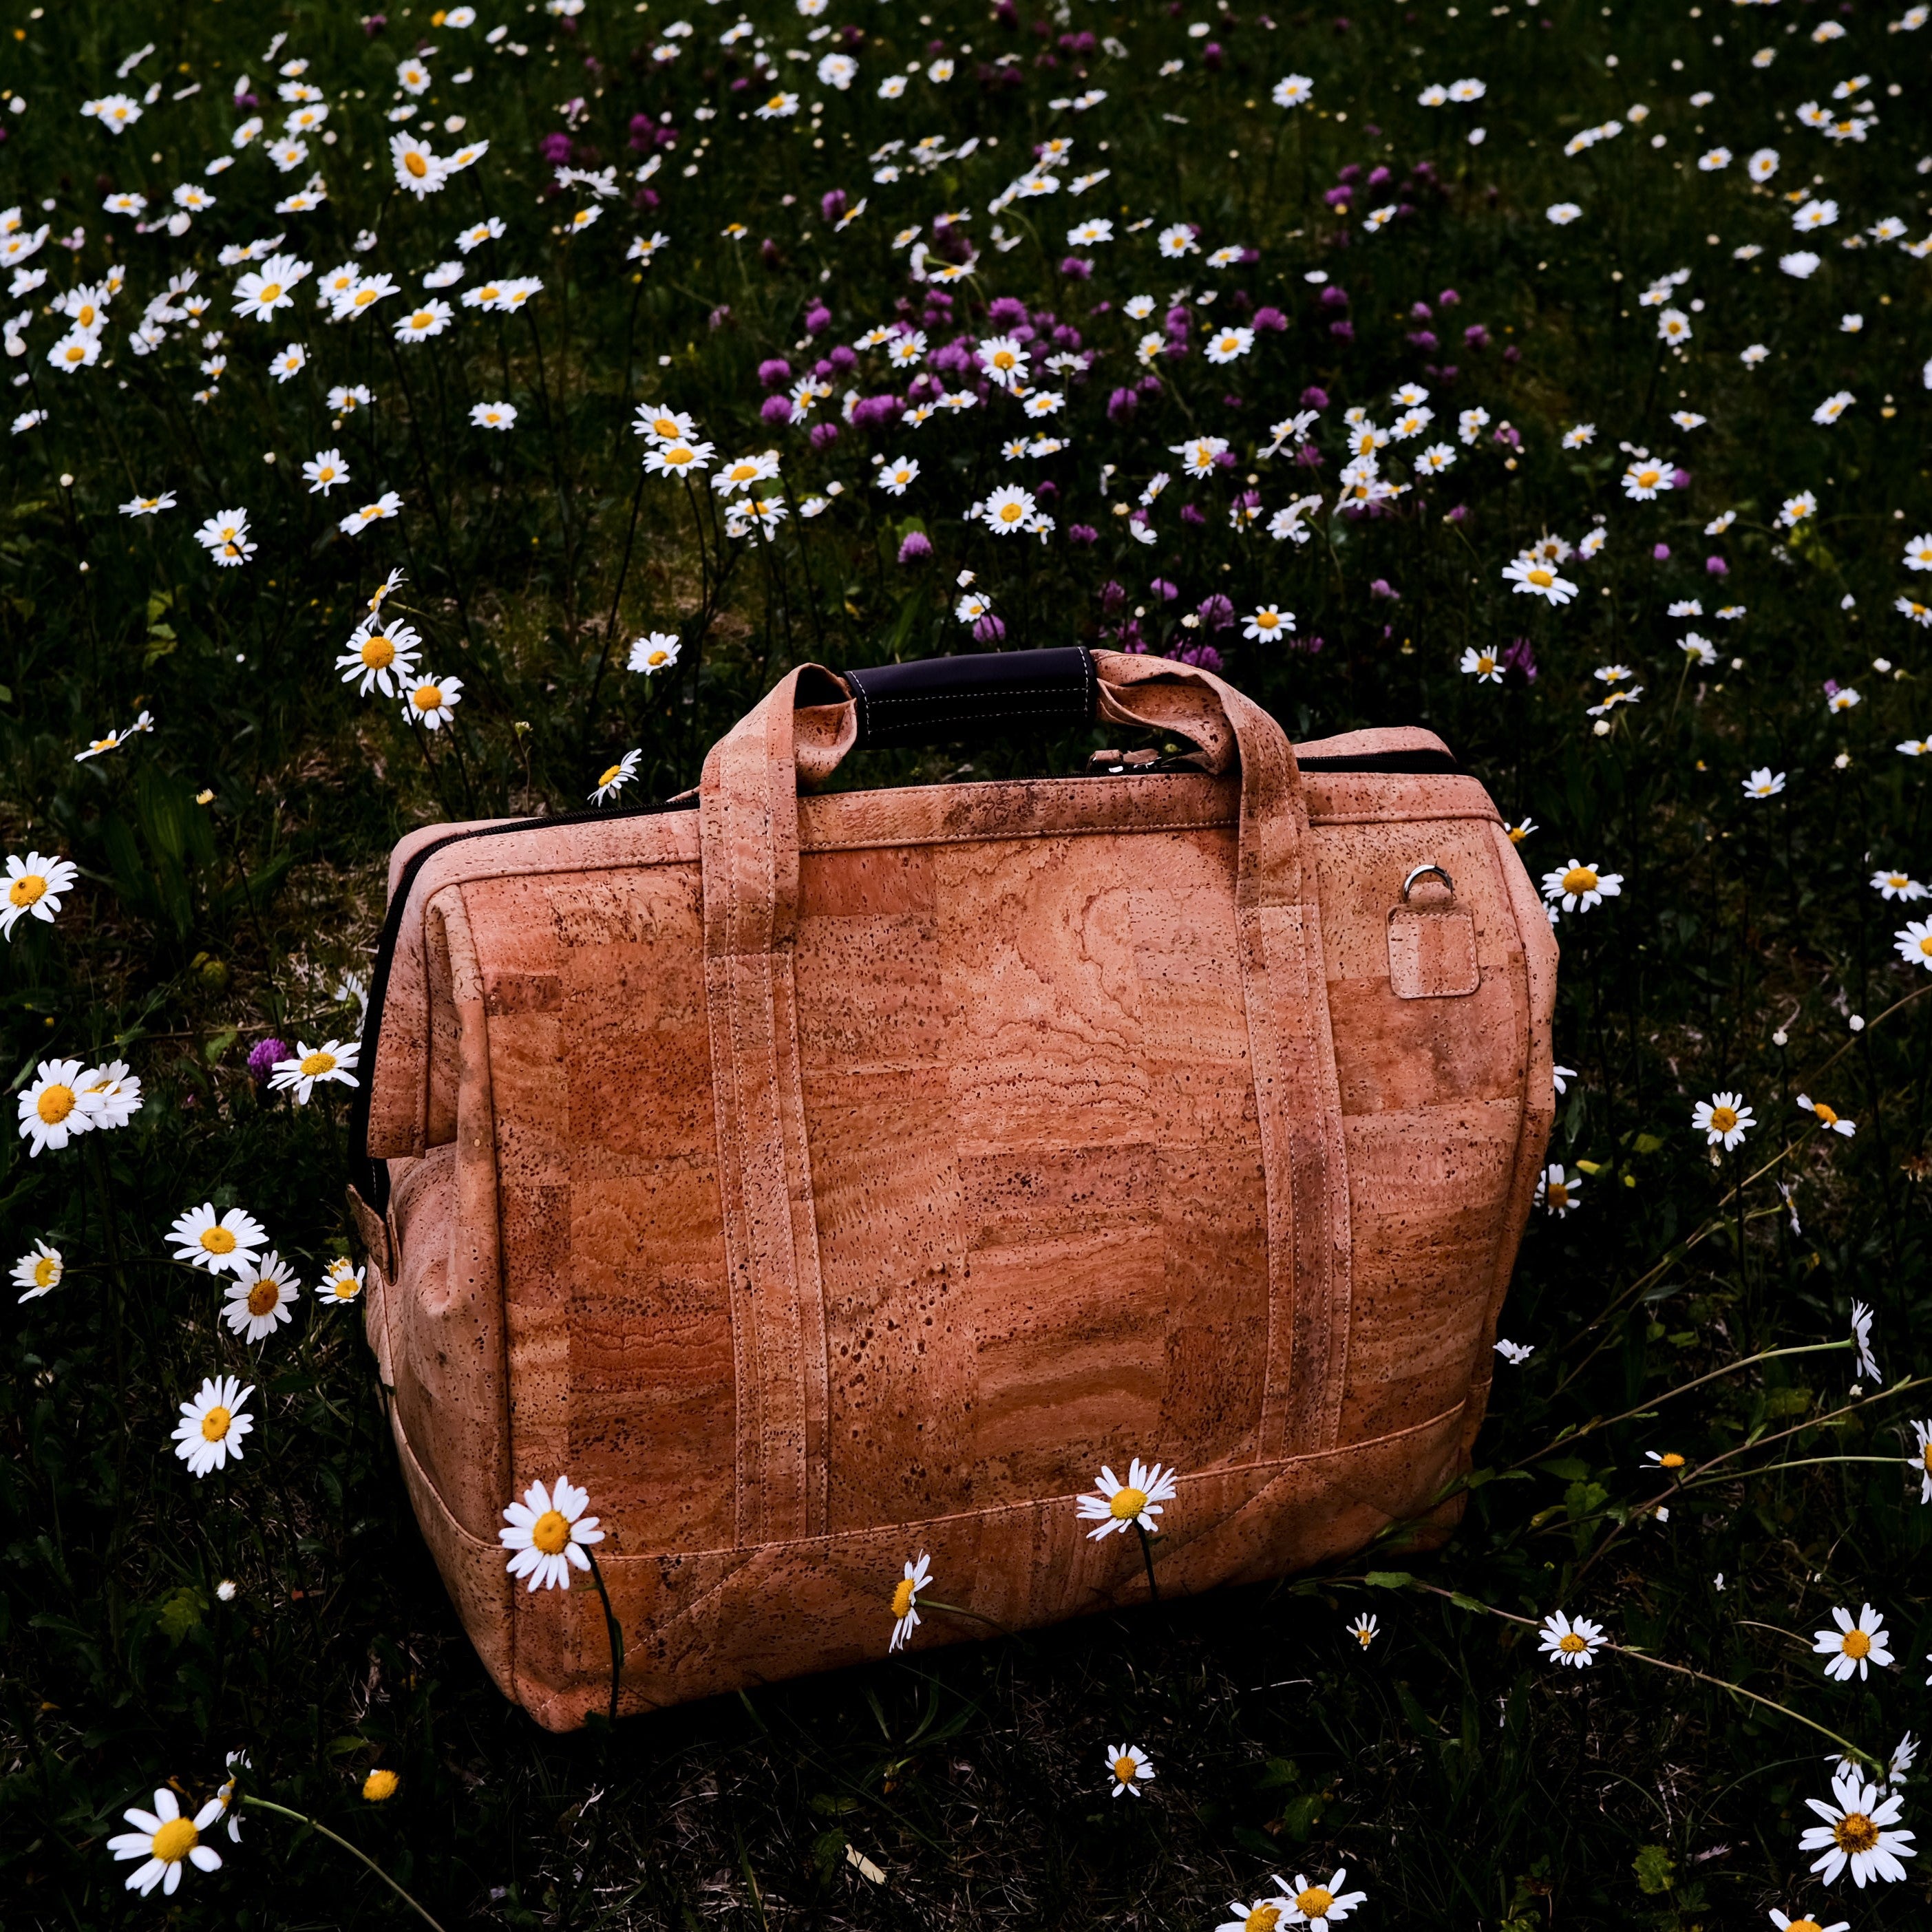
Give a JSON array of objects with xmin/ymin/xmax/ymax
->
[
  {"xmin": 1277, "ymin": 1792, "xmax": 1328, "ymax": 1843},
  {"xmin": 1363, "ymin": 1569, "xmax": 1415, "ymax": 1589},
  {"xmin": 1631, "ymin": 1845, "xmax": 1675, "ymax": 1895},
  {"xmin": 156, "ymin": 1586, "xmax": 206, "ymax": 1643},
  {"xmin": 1538, "ymin": 1457, "xmax": 1591, "ymax": 1482}
]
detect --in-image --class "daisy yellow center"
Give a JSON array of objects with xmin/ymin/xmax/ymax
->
[
  {"xmin": 997, "ymin": 500, "xmax": 1026, "ymax": 523},
  {"xmin": 10, "ymin": 873, "xmax": 47, "ymax": 906},
  {"xmin": 1112, "ymin": 1755, "xmax": 1138, "ymax": 1784},
  {"xmin": 1658, "ymin": 1452, "xmax": 1685, "ymax": 1469},
  {"xmin": 1109, "ymin": 1485, "xmax": 1148, "ymax": 1520},
  {"xmin": 1639, "ymin": 469, "xmax": 1660, "ymax": 487},
  {"xmin": 1245, "ymin": 1907, "xmax": 1281, "ymax": 1932},
  {"xmin": 652, "ymin": 417, "xmax": 679, "ymax": 437},
  {"xmin": 992, "ymin": 350, "xmax": 1016, "ymax": 370},
  {"xmin": 1527, "ymin": 567, "xmax": 1554, "ymax": 588},
  {"xmin": 1562, "ymin": 867, "xmax": 1598, "ymax": 895},
  {"xmin": 414, "ymin": 685, "xmax": 445, "ymax": 712},
  {"xmin": 353, "ymin": 287, "xmax": 378, "ymax": 306},
  {"xmin": 405, "ymin": 151, "xmax": 429, "ymax": 178},
  {"xmin": 1476, "ymin": 655, "xmax": 1496, "ymax": 673},
  {"xmin": 1558, "ymin": 1631, "xmax": 1588, "ymax": 1653},
  {"xmin": 77, "ymin": 304, "xmax": 97, "ymax": 328},
  {"xmin": 365, "ymin": 1768, "xmax": 400, "ymax": 1801},
  {"xmin": 299, "ymin": 1050, "xmax": 337, "ymax": 1077},
  {"xmin": 1220, "ymin": 337, "xmax": 1238, "ymax": 352},
  {"xmin": 65, "ymin": 344, "xmax": 85, "ymax": 363},
  {"xmin": 666, "ymin": 447, "xmax": 692, "ymax": 465},
  {"xmin": 1923, "ymin": 1444, "xmax": 1932, "ymax": 1474},
  {"xmin": 1920, "ymin": 935, "xmax": 1932, "ymax": 957},
  {"xmin": 1813, "ymin": 1102, "xmax": 1838, "ymax": 1127},
  {"xmin": 410, "ymin": 310, "xmax": 434, "ymax": 329},
  {"xmin": 260, "ymin": 282, "xmax": 282, "ymax": 303},
  {"xmin": 1256, "ymin": 613, "xmax": 1280, "ymax": 631},
  {"xmin": 361, "ymin": 635, "xmax": 396, "ymax": 669},
  {"xmin": 33, "ymin": 1256, "xmax": 58, "ymax": 1287},
  {"xmin": 531, "ymin": 1508, "xmax": 571, "ymax": 1555},
  {"xmin": 1548, "ymin": 1182, "xmax": 1569, "ymax": 1208},
  {"xmin": 891, "ymin": 1578, "xmax": 917, "ymax": 1618},
  {"xmin": 599, "ymin": 764, "xmax": 624, "ymax": 788},
  {"xmin": 1841, "ymin": 1628, "xmax": 1871, "ymax": 1659},
  {"xmin": 200, "ymin": 1227, "xmax": 237, "ymax": 1255},
  {"xmin": 330, "ymin": 1275, "xmax": 359, "ymax": 1299},
  {"xmin": 1785, "ymin": 1920, "xmax": 1823, "ymax": 1932},
  {"xmin": 150, "ymin": 1816, "xmax": 199, "ymax": 1864},
  {"xmin": 1355, "ymin": 1626, "xmax": 1374, "ymax": 1646},
  {"xmin": 767, "ymin": 94, "xmax": 787, "ymax": 109},
  {"xmin": 36, "ymin": 1084, "xmax": 74, "ymax": 1125},
  {"xmin": 247, "ymin": 1278, "xmax": 281, "ymax": 1316},
  {"xmin": 1834, "ymin": 1812, "xmax": 1878, "ymax": 1853},
  {"xmin": 1708, "ymin": 1105, "xmax": 1738, "ymax": 1134},
  {"xmin": 1295, "ymin": 1888, "xmax": 1335, "ymax": 1918},
  {"xmin": 201, "ymin": 1405, "xmax": 233, "ymax": 1441}
]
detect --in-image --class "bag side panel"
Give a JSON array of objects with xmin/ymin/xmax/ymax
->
[
  {"xmin": 1308, "ymin": 796, "xmax": 1534, "ymax": 1444},
  {"xmin": 383, "ymin": 885, "xmax": 516, "ymax": 1693}
]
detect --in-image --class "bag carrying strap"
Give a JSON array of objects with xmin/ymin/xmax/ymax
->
[{"xmin": 699, "ymin": 651, "xmax": 1353, "ymax": 1543}]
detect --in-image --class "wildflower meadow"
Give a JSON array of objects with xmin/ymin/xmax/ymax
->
[{"xmin": 5, "ymin": 0, "xmax": 1932, "ymax": 1922}]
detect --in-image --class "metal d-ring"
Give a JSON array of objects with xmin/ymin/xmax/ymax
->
[{"xmin": 1401, "ymin": 862, "xmax": 1454, "ymax": 902}]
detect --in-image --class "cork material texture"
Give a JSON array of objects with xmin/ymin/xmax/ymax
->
[{"xmin": 360, "ymin": 652, "xmax": 1557, "ymax": 1728}]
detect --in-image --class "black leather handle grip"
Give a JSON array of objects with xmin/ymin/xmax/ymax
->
[{"xmin": 845, "ymin": 646, "xmax": 1096, "ymax": 749}]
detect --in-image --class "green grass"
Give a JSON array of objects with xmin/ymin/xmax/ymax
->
[{"xmin": 3, "ymin": 0, "xmax": 1931, "ymax": 1923}]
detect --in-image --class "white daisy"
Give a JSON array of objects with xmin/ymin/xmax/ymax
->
[
  {"xmin": 1743, "ymin": 768, "xmax": 1786, "ymax": 799},
  {"xmin": 107, "ymin": 1785, "xmax": 226, "ymax": 1897},
  {"xmin": 1911, "ymin": 1419, "xmax": 1932, "ymax": 1505},
  {"xmin": 1347, "ymin": 1613, "xmax": 1379, "ymax": 1648},
  {"xmin": 1812, "ymin": 1603, "xmax": 1893, "ymax": 1681},
  {"xmin": 1105, "ymin": 1742, "xmax": 1155, "ymax": 1796},
  {"xmin": 1075, "ymin": 1458, "xmax": 1179, "ymax": 1539},
  {"xmin": 588, "ymin": 750, "xmax": 641, "ymax": 804},
  {"xmin": 221, "ymin": 1251, "xmax": 302, "ymax": 1343},
  {"xmin": 1796, "ymin": 1094, "xmax": 1856, "ymax": 1137},
  {"xmin": 166, "ymin": 1202, "xmax": 268, "ymax": 1278},
  {"xmin": 1535, "ymin": 1163, "xmax": 1582, "ymax": 1216},
  {"xmin": 1691, "ymin": 1092, "xmax": 1754, "ymax": 1150},
  {"xmin": 1538, "ymin": 1609, "xmax": 1607, "ymax": 1668},
  {"xmin": 498, "ymin": 1475, "xmax": 604, "ymax": 1591},
  {"xmin": 470, "ymin": 400, "xmax": 517, "ymax": 429},
  {"xmin": 12, "ymin": 1239, "xmax": 63, "ymax": 1302},
  {"xmin": 403, "ymin": 675, "xmax": 463, "ymax": 730},
  {"xmin": 171, "ymin": 1373, "xmax": 256, "ymax": 1477},
  {"xmin": 1851, "ymin": 1299, "xmax": 1883, "ymax": 1384},
  {"xmin": 302, "ymin": 447, "xmax": 350, "ymax": 494},
  {"xmin": 1273, "ymin": 1869, "xmax": 1368, "ymax": 1930},
  {"xmin": 628, "ymin": 632, "xmax": 681, "ymax": 674},
  {"xmin": 1798, "ymin": 1765, "xmax": 1917, "ymax": 1885},
  {"xmin": 266, "ymin": 1039, "xmax": 360, "ymax": 1103},
  {"xmin": 1894, "ymin": 918, "xmax": 1932, "ymax": 969},
  {"xmin": 337, "ymin": 620, "xmax": 423, "ymax": 698},
  {"xmin": 1540, "ymin": 861, "xmax": 1623, "ymax": 913},
  {"xmin": 317, "ymin": 1257, "xmax": 365, "ymax": 1305},
  {"xmin": 1503, "ymin": 556, "xmax": 1578, "ymax": 604},
  {"xmin": 2, "ymin": 850, "xmax": 79, "ymax": 937},
  {"xmin": 17, "ymin": 1059, "xmax": 103, "ymax": 1156},
  {"xmin": 887, "ymin": 1551, "xmax": 931, "ymax": 1651},
  {"xmin": 78, "ymin": 1059, "xmax": 143, "ymax": 1129}
]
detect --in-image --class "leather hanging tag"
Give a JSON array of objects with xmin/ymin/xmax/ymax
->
[{"xmin": 1388, "ymin": 864, "xmax": 1480, "ymax": 999}]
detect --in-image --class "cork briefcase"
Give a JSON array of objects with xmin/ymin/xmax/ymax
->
[{"xmin": 348, "ymin": 648, "xmax": 1557, "ymax": 1730}]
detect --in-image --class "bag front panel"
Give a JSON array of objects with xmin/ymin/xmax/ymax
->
[{"xmin": 792, "ymin": 820, "xmax": 1273, "ymax": 1538}]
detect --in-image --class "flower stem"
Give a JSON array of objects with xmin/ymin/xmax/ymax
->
[
  {"xmin": 239, "ymin": 1796, "xmax": 451, "ymax": 1932},
  {"xmin": 1392, "ymin": 1582, "xmax": 1882, "ymax": 1771},
  {"xmin": 1134, "ymin": 1522, "xmax": 1161, "ymax": 1605},
  {"xmin": 584, "ymin": 1544, "xmax": 625, "ymax": 1727}
]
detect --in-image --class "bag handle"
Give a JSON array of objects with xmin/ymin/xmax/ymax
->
[{"xmin": 699, "ymin": 652, "xmax": 1353, "ymax": 1538}]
